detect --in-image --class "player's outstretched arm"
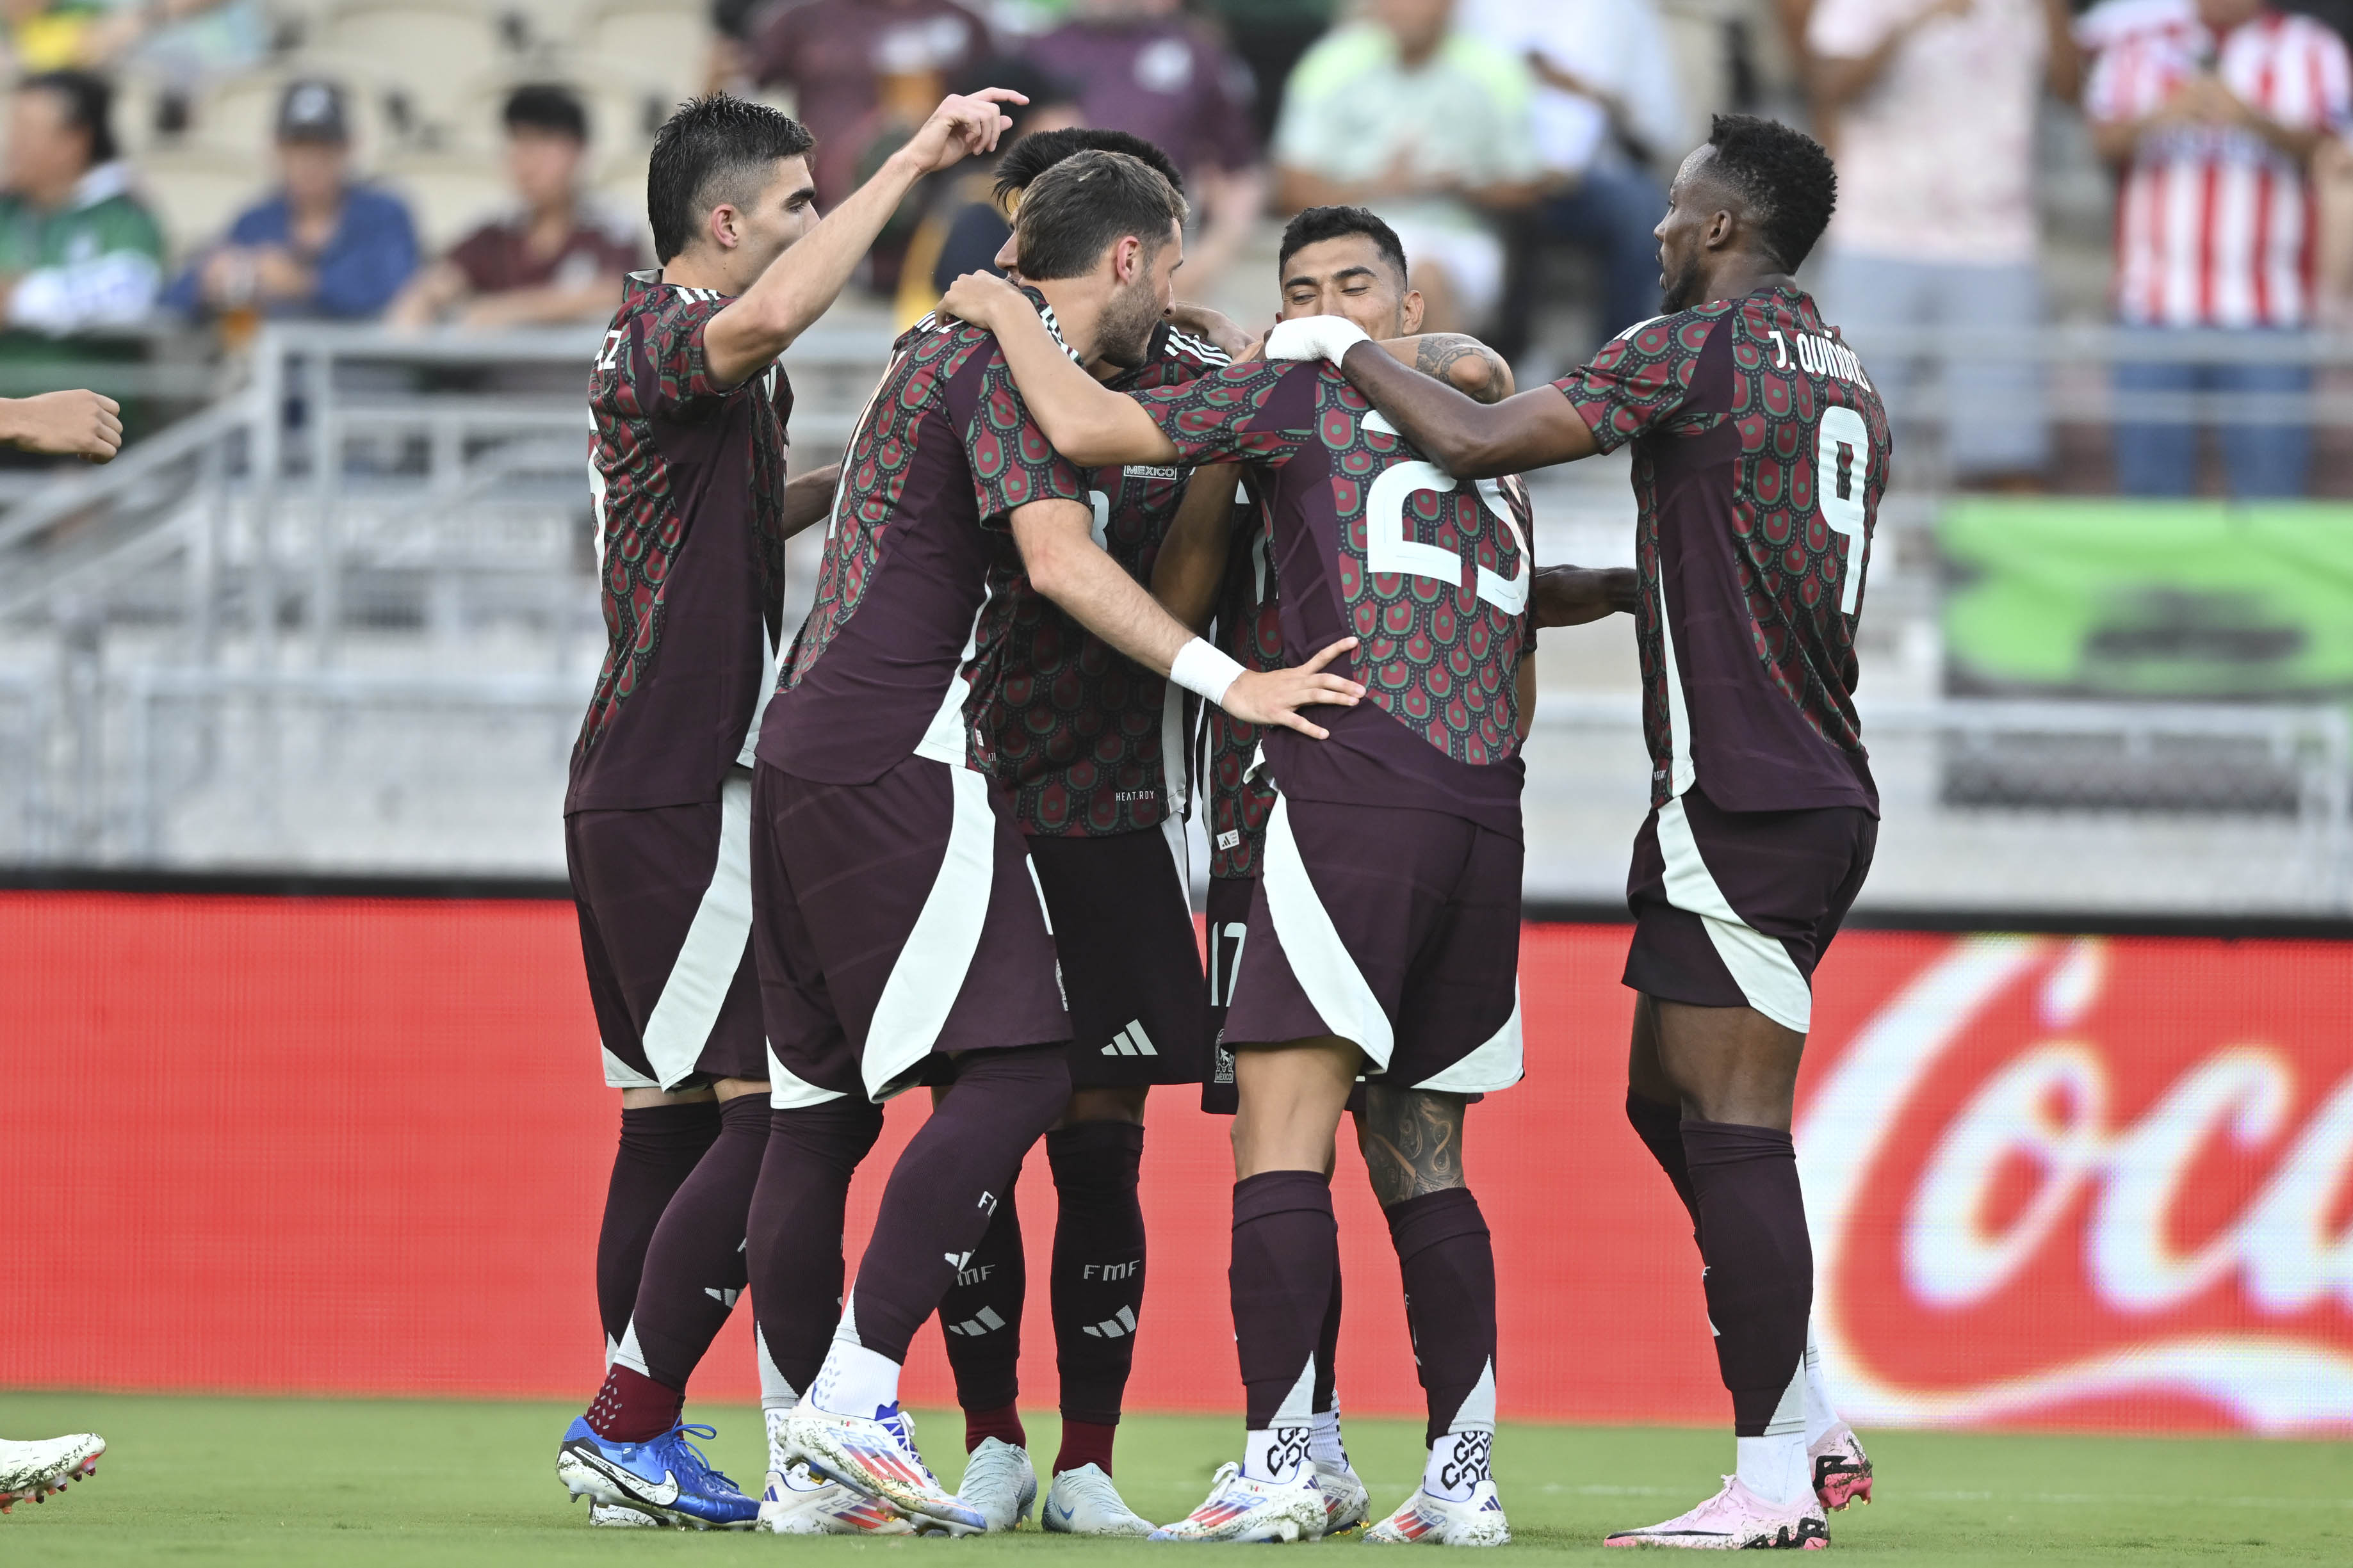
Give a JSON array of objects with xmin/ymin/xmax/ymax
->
[
  {"xmin": 938, "ymin": 271, "xmax": 1180, "ymax": 467},
  {"xmin": 779, "ymin": 461, "xmax": 842, "ymax": 540},
  {"xmin": 0, "ymin": 389, "xmax": 122, "ymax": 463},
  {"xmin": 703, "ymin": 89, "xmax": 1027, "ymax": 388},
  {"xmin": 1533, "ymin": 564, "xmax": 1639, "ymax": 628},
  {"xmin": 1383, "ymin": 335, "xmax": 1516, "ymax": 403},
  {"xmin": 1013, "ymin": 497, "xmax": 1362, "ymax": 738},
  {"xmin": 1150, "ymin": 467, "xmax": 1241, "ymax": 632}
]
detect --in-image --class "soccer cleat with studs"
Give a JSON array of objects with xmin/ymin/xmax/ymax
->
[
  {"xmin": 1603, "ymin": 1475, "xmax": 1829, "ymax": 1550},
  {"xmin": 781, "ymin": 1400, "xmax": 984, "ymax": 1533},
  {"xmin": 555, "ymin": 1416, "xmax": 758, "ymax": 1530},
  {"xmin": 1041, "ymin": 1462, "xmax": 1153, "ymax": 1537},
  {"xmin": 1149, "ymin": 1461, "xmax": 1326, "ymax": 1543},
  {"xmin": 1314, "ymin": 1456, "xmax": 1372, "ymax": 1537},
  {"xmin": 0, "ymin": 1434, "xmax": 103, "ymax": 1513},
  {"xmin": 1807, "ymin": 1423, "xmax": 1873, "ymax": 1512},
  {"xmin": 1363, "ymin": 1478, "xmax": 1512, "ymax": 1547},
  {"xmin": 957, "ymin": 1437, "xmax": 1038, "ymax": 1532}
]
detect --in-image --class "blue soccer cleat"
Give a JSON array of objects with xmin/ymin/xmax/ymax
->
[{"xmin": 556, "ymin": 1416, "xmax": 758, "ymax": 1530}]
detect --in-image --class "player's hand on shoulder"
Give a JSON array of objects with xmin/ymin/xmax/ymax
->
[
  {"xmin": 938, "ymin": 270, "xmax": 1024, "ymax": 331},
  {"xmin": 1222, "ymin": 636, "xmax": 1364, "ymax": 741},
  {"xmin": 3, "ymin": 389, "xmax": 123, "ymax": 463},
  {"xmin": 900, "ymin": 88, "xmax": 1028, "ymax": 175},
  {"xmin": 1164, "ymin": 300, "xmax": 1251, "ymax": 359},
  {"xmin": 1264, "ymin": 315, "xmax": 1369, "ymax": 366}
]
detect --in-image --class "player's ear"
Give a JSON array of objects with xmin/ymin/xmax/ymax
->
[
  {"xmin": 708, "ymin": 202, "xmax": 740, "ymax": 253},
  {"xmin": 1399, "ymin": 289, "xmax": 1426, "ymax": 335}
]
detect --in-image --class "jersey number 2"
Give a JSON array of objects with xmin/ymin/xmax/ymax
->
[
  {"xmin": 1818, "ymin": 405, "xmax": 1870, "ymax": 615},
  {"xmin": 1364, "ymin": 462, "xmax": 1529, "ymax": 615}
]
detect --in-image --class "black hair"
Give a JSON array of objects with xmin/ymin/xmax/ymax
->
[
  {"xmin": 1012, "ymin": 149, "xmax": 1189, "ymax": 281},
  {"xmin": 950, "ymin": 58, "xmax": 1077, "ymax": 147},
  {"xmin": 646, "ymin": 93, "xmax": 815, "ymax": 263},
  {"xmin": 995, "ymin": 127, "xmax": 1184, "ymax": 207},
  {"xmin": 1700, "ymin": 113, "xmax": 1836, "ymax": 272},
  {"xmin": 504, "ymin": 82, "xmax": 589, "ymax": 143},
  {"xmin": 19, "ymin": 70, "xmax": 116, "ymax": 167},
  {"xmin": 1278, "ymin": 206, "xmax": 1408, "ymax": 287}
]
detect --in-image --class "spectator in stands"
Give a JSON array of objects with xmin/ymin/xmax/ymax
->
[
  {"xmin": 747, "ymin": 0, "xmax": 992, "ymax": 209},
  {"xmin": 1465, "ymin": 0, "xmax": 1682, "ymax": 359},
  {"xmin": 165, "ymin": 79, "xmax": 419, "ymax": 324},
  {"xmin": 387, "ymin": 85, "xmax": 643, "ymax": 331},
  {"xmin": 1199, "ymin": 0, "xmax": 1337, "ymax": 149},
  {"xmin": 893, "ymin": 58, "xmax": 1083, "ymax": 328},
  {"xmin": 2087, "ymin": 0, "xmax": 2352, "ymax": 497},
  {"xmin": 1024, "ymin": 0, "xmax": 1265, "ymax": 286},
  {"xmin": 1807, "ymin": 0, "xmax": 2080, "ymax": 491},
  {"xmin": 0, "ymin": 70, "xmax": 165, "ymax": 339},
  {"xmin": 1, "ymin": 1, "xmax": 265, "ymax": 77},
  {"xmin": 1273, "ymin": 0, "xmax": 1543, "ymax": 333}
]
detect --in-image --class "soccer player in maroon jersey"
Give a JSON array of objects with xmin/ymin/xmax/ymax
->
[
  {"xmin": 1265, "ymin": 115, "xmax": 1887, "ymax": 1551},
  {"xmin": 941, "ymin": 234, "xmax": 1543, "ymax": 1548},
  {"xmin": 743, "ymin": 149, "xmax": 1363, "ymax": 1535},
  {"xmin": 553, "ymin": 86, "xmax": 1029, "ymax": 1531}
]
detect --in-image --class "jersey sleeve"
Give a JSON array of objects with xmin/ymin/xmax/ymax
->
[
  {"xmin": 964, "ymin": 350, "xmax": 1089, "ymax": 530},
  {"xmin": 626, "ymin": 289, "xmax": 740, "ymax": 421},
  {"xmin": 1552, "ymin": 311, "xmax": 1720, "ymax": 455},
  {"xmin": 1132, "ymin": 360, "xmax": 1319, "ymax": 467}
]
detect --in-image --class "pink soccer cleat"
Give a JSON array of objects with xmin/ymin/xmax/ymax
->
[
  {"xmin": 1604, "ymin": 1475, "xmax": 1828, "ymax": 1550},
  {"xmin": 0, "ymin": 1434, "xmax": 103, "ymax": 1514},
  {"xmin": 1808, "ymin": 1423, "xmax": 1873, "ymax": 1512}
]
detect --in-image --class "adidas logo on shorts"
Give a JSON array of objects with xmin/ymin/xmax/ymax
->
[{"xmin": 1101, "ymin": 1021, "xmax": 1158, "ymax": 1057}]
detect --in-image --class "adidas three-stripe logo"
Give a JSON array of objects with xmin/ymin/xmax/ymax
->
[
  {"xmin": 1101, "ymin": 1020, "xmax": 1158, "ymax": 1057},
  {"xmin": 1080, "ymin": 1305, "xmax": 1138, "ymax": 1339},
  {"xmin": 946, "ymin": 1305, "xmax": 1009, "ymax": 1338}
]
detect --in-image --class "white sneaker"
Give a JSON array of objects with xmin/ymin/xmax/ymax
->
[
  {"xmin": 1041, "ymin": 1462, "xmax": 1153, "ymax": 1537},
  {"xmin": 589, "ymin": 1503, "xmax": 661, "ymax": 1527},
  {"xmin": 1808, "ymin": 1424, "xmax": 1873, "ymax": 1512},
  {"xmin": 0, "ymin": 1434, "xmax": 104, "ymax": 1512},
  {"xmin": 1604, "ymin": 1475, "xmax": 1828, "ymax": 1550},
  {"xmin": 781, "ymin": 1401, "xmax": 984, "ymax": 1533},
  {"xmin": 958, "ymin": 1437, "xmax": 1038, "ymax": 1532},
  {"xmin": 1149, "ymin": 1461, "xmax": 1325, "ymax": 1543},
  {"xmin": 1314, "ymin": 1457, "xmax": 1372, "ymax": 1537},
  {"xmin": 758, "ymin": 1463, "xmax": 915, "ymax": 1535},
  {"xmin": 1364, "ymin": 1479, "xmax": 1511, "ymax": 1546}
]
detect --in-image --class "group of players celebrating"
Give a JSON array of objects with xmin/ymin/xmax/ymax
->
[{"xmin": 552, "ymin": 77, "xmax": 1889, "ymax": 1553}]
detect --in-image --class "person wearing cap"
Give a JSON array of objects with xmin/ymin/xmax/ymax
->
[
  {"xmin": 163, "ymin": 78, "xmax": 419, "ymax": 322},
  {"xmin": 387, "ymin": 83, "xmax": 644, "ymax": 330}
]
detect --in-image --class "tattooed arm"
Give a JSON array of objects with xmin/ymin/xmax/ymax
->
[
  {"xmin": 1356, "ymin": 1084, "xmax": 1470, "ymax": 1207},
  {"xmin": 1395, "ymin": 334, "xmax": 1516, "ymax": 405}
]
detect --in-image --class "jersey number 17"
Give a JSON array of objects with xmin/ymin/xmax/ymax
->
[{"xmin": 1818, "ymin": 405, "xmax": 1870, "ymax": 616}]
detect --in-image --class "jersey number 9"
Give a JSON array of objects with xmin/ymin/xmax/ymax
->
[{"xmin": 1818, "ymin": 405, "xmax": 1870, "ymax": 616}]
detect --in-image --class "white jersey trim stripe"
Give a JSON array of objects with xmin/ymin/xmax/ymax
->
[
  {"xmin": 1410, "ymin": 980, "xmax": 1524, "ymax": 1095},
  {"xmin": 1261, "ymin": 793, "xmax": 1394, "ymax": 1069},
  {"xmin": 1656, "ymin": 796, "xmax": 1813, "ymax": 1035},
  {"xmin": 639, "ymin": 769, "xmax": 756, "ymax": 1088},
  {"xmin": 859, "ymin": 758, "xmax": 1003, "ymax": 1101}
]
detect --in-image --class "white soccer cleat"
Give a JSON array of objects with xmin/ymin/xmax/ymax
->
[
  {"xmin": 781, "ymin": 1400, "xmax": 984, "ymax": 1533},
  {"xmin": 1149, "ymin": 1461, "xmax": 1325, "ymax": 1543},
  {"xmin": 1603, "ymin": 1475, "xmax": 1828, "ymax": 1550},
  {"xmin": 957, "ymin": 1437, "xmax": 1038, "ymax": 1532},
  {"xmin": 758, "ymin": 1463, "xmax": 916, "ymax": 1535},
  {"xmin": 1041, "ymin": 1462, "xmax": 1153, "ymax": 1537},
  {"xmin": 1364, "ymin": 1479, "xmax": 1511, "ymax": 1546},
  {"xmin": 1314, "ymin": 1457, "xmax": 1372, "ymax": 1537},
  {"xmin": 1807, "ymin": 1423, "xmax": 1873, "ymax": 1512},
  {"xmin": 588, "ymin": 1503, "xmax": 661, "ymax": 1527},
  {"xmin": 0, "ymin": 1434, "xmax": 104, "ymax": 1513}
]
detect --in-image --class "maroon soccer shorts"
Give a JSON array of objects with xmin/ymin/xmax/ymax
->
[
  {"xmin": 1201, "ymin": 873, "xmax": 1369, "ymax": 1116},
  {"xmin": 1221, "ymin": 795, "xmax": 1524, "ymax": 1094},
  {"xmin": 1623, "ymin": 784, "xmax": 1878, "ymax": 1035},
  {"xmin": 751, "ymin": 754, "xmax": 1071, "ymax": 1106},
  {"xmin": 565, "ymin": 770, "xmax": 769, "ymax": 1090},
  {"xmin": 1027, "ymin": 822, "xmax": 1207, "ymax": 1090}
]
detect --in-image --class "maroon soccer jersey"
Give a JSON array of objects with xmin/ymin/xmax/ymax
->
[
  {"xmin": 1554, "ymin": 285, "xmax": 1887, "ymax": 815},
  {"xmin": 1135, "ymin": 360, "xmax": 1534, "ymax": 836},
  {"xmin": 964, "ymin": 321, "xmax": 1229, "ymax": 837},
  {"xmin": 570, "ymin": 270, "xmax": 790, "ymax": 814},
  {"xmin": 758, "ymin": 293, "xmax": 1088, "ymax": 785},
  {"xmin": 447, "ymin": 206, "xmax": 643, "ymax": 295},
  {"xmin": 1204, "ymin": 474, "xmax": 1281, "ymax": 880}
]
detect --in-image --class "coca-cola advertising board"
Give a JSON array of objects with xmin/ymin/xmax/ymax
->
[{"xmin": 1, "ymin": 893, "xmax": 2346, "ymax": 1435}]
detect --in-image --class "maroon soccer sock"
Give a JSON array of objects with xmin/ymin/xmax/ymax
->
[
  {"xmin": 1312, "ymin": 1262, "xmax": 1343, "ymax": 1416},
  {"xmin": 1681, "ymin": 1119, "xmax": 1813, "ymax": 1436},
  {"xmin": 596, "ymin": 1101, "xmax": 721, "ymax": 1354},
  {"xmin": 617, "ymin": 1092, "xmax": 769, "ymax": 1393},
  {"xmin": 746, "ymin": 1097, "xmax": 886, "ymax": 1405},
  {"xmin": 1385, "ymin": 1188, "xmax": 1498, "ymax": 1447},
  {"xmin": 1054, "ymin": 1418, "xmax": 1118, "ymax": 1478},
  {"xmin": 586, "ymin": 1362, "xmax": 683, "ymax": 1443},
  {"xmin": 1625, "ymin": 1088, "xmax": 1702, "ymax": 1245},
  {"xmin": 966, "ymin": 1402, "xmax": 1027, "ymax": 1453},
  {"xmin": 940, "ymin": 1184, "xmax": 1027, "ymax": 1440},
  {"xmin": 1047, "ymin": 1120, "xmax": 1147, "ymax": 1433},
  {"xmin": 1231, "ymin": 1170, "xmax": 1339, "ymax": 1431},
  {"xmin": 842, "ymin": 1045, "xmax": 1069, "ymax": 1366}
]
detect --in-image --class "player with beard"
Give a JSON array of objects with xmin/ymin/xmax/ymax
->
[
  {"xmin": 1262, "ymin": 115, "xmax": 1886, "ymax": 1550},
  {"xmin": 1153, "ymin": 204, "xmax": 1634, "ymax": 1546},
  {"xmin": 942, "ymin": 225, "xmax": 1540, "ymax": 1546},
  {"xmin": 553, "ymin": 86, "xmax": 1027, "ymax": 1531},
  {"xmin": 743, "ymin": 149, "xmax": 1364, "ymax": 1537}
]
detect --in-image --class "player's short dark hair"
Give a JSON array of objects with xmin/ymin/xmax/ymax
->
[
  {"xmin": 1702, "ymin": 113, "xmax": 1836, "ymax": 273},
  {"xmin": 504, "ymin": 82, "xmax": 589, "ymax": 143},
  {"xmin": 1278, "ymin": 206, "xmax": 1409, "ymax": 287},
  {"xmin": 1012, "ymin": 149, "xmax": 1189, "ymax": 282},
  {"xmin": 646, "ymin": 93, "xmax": 815, "ymax": 263},
  {"xmin": 19, "ymin": 70, "xmax": 116, "ymax": 167},
  {"xmin": 995, "ymin": 128, "xmax": 1184, "ymax": 207}
]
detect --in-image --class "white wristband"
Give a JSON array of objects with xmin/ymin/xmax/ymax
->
[{"xmin": 1169, "ymin": 637, "xmax": 1247, "ymax": 707}]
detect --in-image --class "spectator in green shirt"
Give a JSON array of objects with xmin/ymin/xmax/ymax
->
[{"xmin": 0, "ymin": 70, "xmax": 166, "ymax": 337}]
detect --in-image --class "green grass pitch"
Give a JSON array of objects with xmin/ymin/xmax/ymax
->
[{"xmin": 2, "ymin": 1393, "xmax": 2348, "ymax": 1563}]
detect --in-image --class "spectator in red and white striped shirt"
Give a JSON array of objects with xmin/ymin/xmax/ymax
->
[{"xmin": 2087, "ymin": 0, "xmax": 2353, "ymax": 496}]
